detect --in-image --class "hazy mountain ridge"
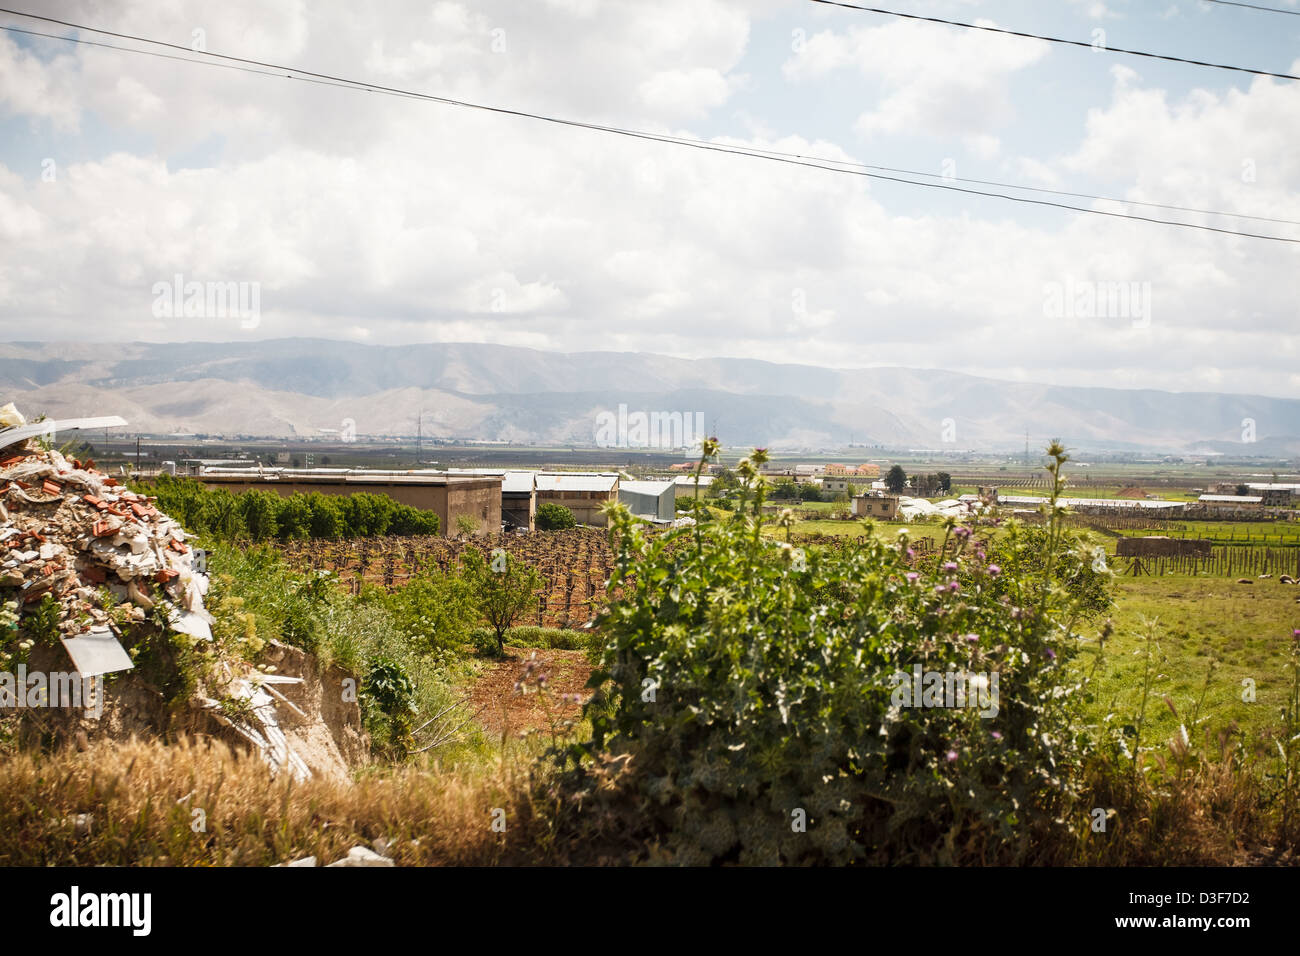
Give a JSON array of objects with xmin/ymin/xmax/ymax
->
[{"xmin": 1, "ymin": 340, "xmax": 1296, "ymax": 454}]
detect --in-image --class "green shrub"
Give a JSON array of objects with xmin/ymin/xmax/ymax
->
[
  {"xmin": 536, "ymin": 503, "xmax": 576, "ymax": 531},
  {"xmin": 561, "ymin": 442, "xmax": 1106, "ymax": 864},
  {"xmin": 361, "ymin": 568, "xmax": 478, "ymax": 653}
]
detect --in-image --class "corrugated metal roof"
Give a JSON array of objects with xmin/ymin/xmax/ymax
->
[
  {"xmin": 620, "ymin": 480, "xmax": 674, "ymax": 497},
  {"xmin": 1199, "ymin": 494, "xmax": 1263, "ymax": 503},
  {"xmin": 999, "ymin": 495, "xmax": 1184, "ymax": 510},
  {"xmin": 536, "ymin": 473, "xmax": 618, "ymax": 492},
  {"xmin": 672, "ymin": 474, "xmax": 714, "ymax": 486}
]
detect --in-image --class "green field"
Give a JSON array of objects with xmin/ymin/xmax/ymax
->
[{"xmin": 1081, "ymin": 576, "xmax": 1299, "ymax": 749}]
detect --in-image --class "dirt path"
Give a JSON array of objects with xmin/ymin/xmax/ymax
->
[{"xmin": 466, "ymin": 647, "xmax": 594, "ymax": 737}]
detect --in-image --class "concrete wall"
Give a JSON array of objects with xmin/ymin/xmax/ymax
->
[
  {"xmin": 853, "ymin": 495, "xmax": 898, "ymax": 519},
  {"xmin": 538, "ymin": 489, "xmax": 616, "ymax": 527}
]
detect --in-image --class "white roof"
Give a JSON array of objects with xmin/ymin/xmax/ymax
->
[
  {"xmin": 999, "ymin": 495, "xmax": 1183, "ymax": 510},
  {"xmin": 672, "ymin": 474, "xmax": 714, "ymax": 486},
  {"xmin": 447, "ymin": 468, "xmax": 536, "ymax": 493},
  {"xmin": 620, "ymin": 480, "xmax": 674, "ymax": 497},
  {"xmin": 536, "ymin": 473, "xmax": 618, "ymax": 492},
  {"xmin": 1199, "ymin": 494, "xmax": 1263, "ymax": 503}
]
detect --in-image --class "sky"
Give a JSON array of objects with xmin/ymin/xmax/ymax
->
[{"xmin": 1, "ymin": 0, "xmax": 1298, "ymax": 398}]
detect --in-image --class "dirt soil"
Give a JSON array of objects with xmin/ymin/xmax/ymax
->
[{"xmin": 467, "ymin": 647, "xmax": 594, "ymax": 736}]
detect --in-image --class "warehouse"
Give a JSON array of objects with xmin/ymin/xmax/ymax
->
[
  {"xmin": 535, "ymin": 472, "xmax": 620, "ymax": 527},
  {"xmin": 619, "ymin": 479, "xmax": 676, "ymax": 521}
]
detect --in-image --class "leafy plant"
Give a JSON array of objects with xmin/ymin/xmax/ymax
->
[
  {"xmin": 556, "ymin": 442, "xmax": 1106, "ymax": 864},
  {"xmin": 461, "ymin": 548, "xmax": 543, "ymax": 655},
  {"xmin": 536, "ymin": 503, "xmax": 576, "ymax": 531}
]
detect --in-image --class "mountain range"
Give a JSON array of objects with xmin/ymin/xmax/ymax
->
[{"xmin": 1, "ymin": 339, "xmax": 1296, "ymax": 455}]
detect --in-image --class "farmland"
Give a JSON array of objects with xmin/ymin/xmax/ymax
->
[{"xmin": 276, "ymin": 528, "xmax": 621, "ymax": 629}]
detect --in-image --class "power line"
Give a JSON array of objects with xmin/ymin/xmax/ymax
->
[
  {"xmin": 807, "ymin": 0, "xmax": 1300, "ymax": 81},
  {"xmin": 3, "ymin": 12, "xmax": 1298, "ymax": 243},
  {"xmin": 682, "ymin": 141, "xmax": 1300, "ymax": 227},
  {"xmin": 1201, "ymin": 0, "xmax": 1300, "ymax": 16}
]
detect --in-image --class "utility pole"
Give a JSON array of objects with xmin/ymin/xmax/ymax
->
[{"xmin": 135, "ymin": 434, "xmax": 141, "ymax": 476}]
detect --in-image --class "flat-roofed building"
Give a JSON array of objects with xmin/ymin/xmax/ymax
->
[
  {"xmin": 536, "ymin": 472, "xmax": 620, "ymax": 526},
  {"xmin": 448, "ymin": 469, "xmax": 538, "ymax": 531},
  {"xmin": 852, "ymin": 493, "xmax": 899, "ymax": 519}
]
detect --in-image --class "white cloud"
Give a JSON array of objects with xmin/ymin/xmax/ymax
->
[
  {"xmin": 0, "ymin": 0, "xmax": 1296, "ymax": 399},
  {"xmin": 783, "ymin": 19, "xmax": 1049, "ymax": 139}
]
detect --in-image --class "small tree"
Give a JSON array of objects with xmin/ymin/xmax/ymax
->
[
  {"xmin": 798, "ymin": 483, "xmax": 823, "ymax": 503},
  {"xmin": 885, "ymin": 464, "xmax": 908, "ymax": 494},
  {"xmin": 771, "ymin": 478, "xmax": 799, "ymax": 500},
  {"xmin": 536, "ymin": 502, "xmax": 576, "ymax": 530},
  {"xmin": 455, "ymin": 513, "xmax": 479, "ymax": 536},
  {"xmin": 936, "ymin": 471, "xmax": 952, "ymax": 494},
  {"xmin": 463, "ymin": 547, "xmax": 543, "ymax": 655}
]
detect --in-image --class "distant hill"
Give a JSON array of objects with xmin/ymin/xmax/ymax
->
[{"xmin": 2, "ymin": 339, "xmax": 1297, "ymax": 455}]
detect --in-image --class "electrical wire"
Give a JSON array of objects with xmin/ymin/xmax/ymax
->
[
  {"xmin": 2, "ymin": 12, "xmax": 1297, "ymax": 243},
  {"xmin": 807, "ymin": 0, "xmax": 1300, "ymax": 81}
]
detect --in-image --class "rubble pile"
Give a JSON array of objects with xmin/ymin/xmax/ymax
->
[
  {"xmin": 0, "ymin": 442, "xmax": 211, "ymax": 644},
  {"xmin": 0, "ymin": 412, "xmax": 363, "ymax": 780}
]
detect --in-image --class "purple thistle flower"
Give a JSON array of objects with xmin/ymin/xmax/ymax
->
[
  {"xmin": 991, "ymin": 731, "xmax": 1002, "ymax": 741},
  {"xmin": 964, "ymin": 633, "xmax": 979, "ymax": 642},
  {"xmin": 945, "ymin": 750, "xmax": 958, "ymax": 762},
  {"xmin": 943, "ymin": 561, "xmax": 958, "ymax": 572},
  {"xmin": 1044, "ymin": 648, "xmax": 1056, "ymax": 661},
  {"xmin": 948, "ymin": 581, "xmax": 960, "ymax": 593},
  {"xmin": 986, "ymin": 564, "xmax": 1001, "ymax": 577},
  {"xmin": 906, "ymin": 572, "xmax": 919, "ymax": 583}
]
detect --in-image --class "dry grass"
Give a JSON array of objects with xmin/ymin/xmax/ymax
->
[
  {"xmin": 2, "ymin": 733, "xmax": 1298, "ymax": 865},
  {"xmin": 0, "ymin": 736, "xmax": 568, "ymax": 866}
]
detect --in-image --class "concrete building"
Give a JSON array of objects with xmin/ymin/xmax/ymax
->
[
  {"xmin": 822, "ymin": 476, "xmax": 861, "ymax": 496},
  {"xmin": 197, "ymin": 468, "xmax": 501, "ymax": 535},
  {"xmin": 501, "ymin": 471, "xmax": 538, "ymax": 530},
  {"xmin": 619, "ymin": 479, "xmax": 676, "ymax": 521},
  {"xmin": 852, "ymin": 494, "xmax": 899, "ymax": 519},
  {"xmin": 447, "ymin": 469, "xmax": 538, "ymax": 531},
  {"xmin": 536, "ymin": 472, "xmax": 620, "ymax": 526}
]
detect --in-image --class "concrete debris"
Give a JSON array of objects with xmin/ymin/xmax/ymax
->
[
  {"xmin": 0, "ymin": 436, "xmax": 209, "ymax": 657},
  {"xmin": 274, "ymin": 856, "xmax": 319, "ymax": 867},
  {"xmin": 325, "ymin": 846, "xmax": 395, "ymax": 867},
  {"xmin": 2, "ymin": 409, "xmax": 317, "ymax": 780}
]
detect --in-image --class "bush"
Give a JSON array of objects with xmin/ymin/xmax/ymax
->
[
  {"xmin": 560, "ymin": 443, "xmax": 1106, "ymax": 864},
  {"xmin": 536, "ymin": 503, "xmax": 576, "ymax": 531}
]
